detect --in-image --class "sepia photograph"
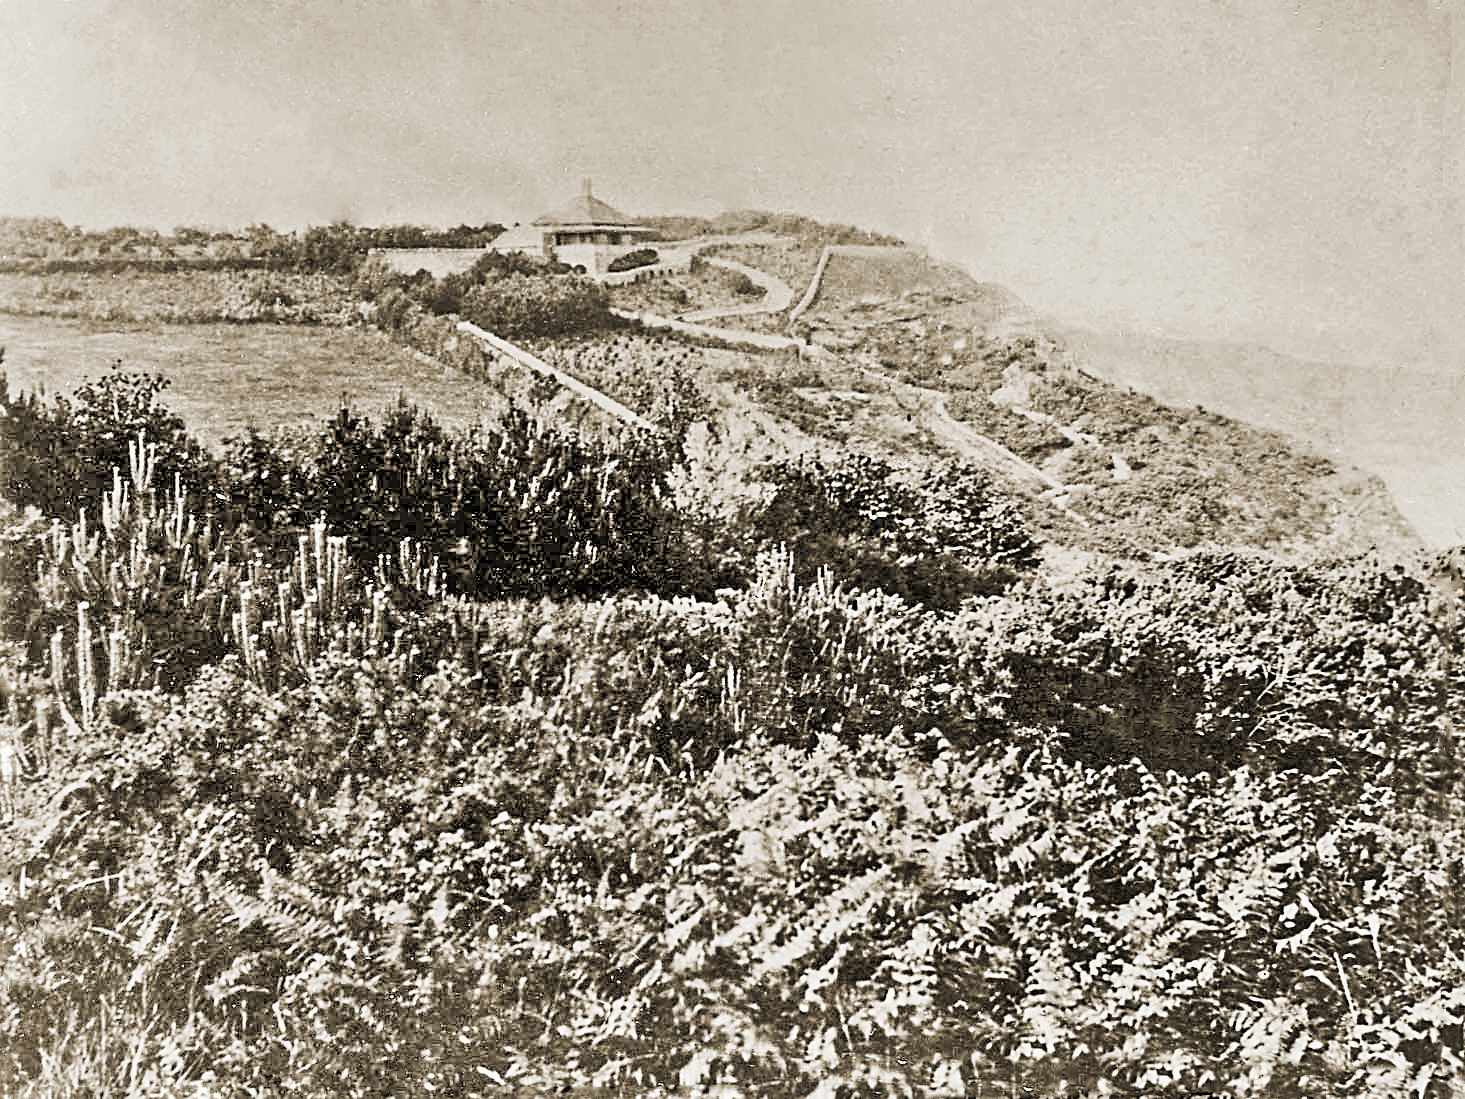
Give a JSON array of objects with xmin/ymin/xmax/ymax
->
[{"xmin": 1, "ymin": 0, "xmax": 1463, "ymax": 1095}]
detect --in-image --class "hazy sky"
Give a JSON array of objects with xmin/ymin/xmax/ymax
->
[{"xmin": 2, "ymin": 0, "xmax": 1463, "ymax": 368}]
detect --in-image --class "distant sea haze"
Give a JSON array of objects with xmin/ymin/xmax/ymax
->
[{"xmin": 1061, "ymin": 328, "xmax": 1465, "ymax": 550}]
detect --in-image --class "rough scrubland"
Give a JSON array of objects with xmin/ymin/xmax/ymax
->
[
  {"xmin": 606, "ymin": 260, "xmax": 770, "ymax": 318},
  {"xmin": 0, "ymin": 222, "xmax": 1462, "ymax": 1099},
  {"xmin": 0, "ymin": 270, "xmax": 359, "ymax": 326},
  {"xmin": 700, "ymin": 242, "xmax": 825, "ymax": 300}
]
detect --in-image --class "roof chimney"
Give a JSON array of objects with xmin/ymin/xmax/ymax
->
[{"xmin": 582, "ymin": 178, "xmax": 592, "ymax": 199}]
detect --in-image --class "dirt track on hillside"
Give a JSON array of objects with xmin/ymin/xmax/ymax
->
[{"xmin": 677, "ymin": 257, "xmax": 796, "ymax": 323}]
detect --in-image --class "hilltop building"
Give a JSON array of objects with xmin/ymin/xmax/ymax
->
[
  {"xmin": 491, "ymin": 181, "xmax": 654, "ymax": 278},
  {"xmin": 370, "ymin": 181, "xmax": 657, "ymax": 280}
]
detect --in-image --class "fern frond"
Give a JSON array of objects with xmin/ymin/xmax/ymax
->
[
  {"xmin": 753, "ymin": 864, "xmax": 892, "ymax": 979},
  {"xmin": 204, "ymin": 868, "xmax": 348, "ymax": 962}
]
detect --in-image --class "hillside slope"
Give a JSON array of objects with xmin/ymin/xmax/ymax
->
[
  {"xmin": 1059, "ymin": 328, "xmax": 1465, "ymax": 549},
  {"xmin": 714, "ymin": 244, "xmax": 1422, "ymax": 560}
]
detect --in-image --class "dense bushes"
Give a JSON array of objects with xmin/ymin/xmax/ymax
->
[
  {"xmin": 4, "ymin": 545, "xmax": 1465, "ymax": 1097},
  {"xmin": 0, "ymin": 362, "xmax": 1043, "ymax": 699},
  {"xmin": 368, "ymin": 252, "xmax": 613, "ymax": 342},
  {"xmin": 0, "ymin": 367, "xmax": 691, "ymax": 690},
  {"xmin": 753, "ymin": 454, "xmax": 1039, "ymax": 608},
  {"xmin": 689, "ymin": 253, "xmax": 768, "ymax": 300},
  {"xmin": 4, "ymin": 361, "xmax": 1464, "ymax": 1097},
  {"xmin": 606, "ymin": 247, "xmax": 659, "ymax": 273},
  {"xmin": 220, "ymin": 400, "xmax": 683, "ymax": 599},
  {"xmin": 459, "ymin": 274, "xmax": 611, "ymax": 340},
  {"xmin": 0, "ymin": 365, "xmax": 1047, "ymax": 698},
  {"xmin": 0, "ymin": 364, "xmax": 217, "ymax": 518}
]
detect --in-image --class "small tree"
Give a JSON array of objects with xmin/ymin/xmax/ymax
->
[{"xmin": 0, "ymin": 364, "xmax": 217, "ymax": 518}]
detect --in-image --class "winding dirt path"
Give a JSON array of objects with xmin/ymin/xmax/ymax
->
[
  {"xmin": 676, "ymin": 257, "xmax": 796, "ymax": 322},
  {"xmin": 660, "ymin": 253, "xmax": 1091, "ymax": 526},
  {"xmin": 839, "ymin": 359, "xmax": 1090, "ymax": 524}
]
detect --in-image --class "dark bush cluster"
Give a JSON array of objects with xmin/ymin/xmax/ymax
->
[
  {"xmin": 0, "ymin": 363, "xmax": 1046, "ymax": 678},
  {"xmin": 754, "ymin": 454, "xmax": 1040, "ymax": 608},
  {"xmin": 459, "ymin": 274, "xmax": 612, "ymax": 340},
  {"xmin": 367, "ymin": 251, "xmax": 614, "ymax": 342},
  {"xmin": 0, "ymin": 364, "xmax": 217, "ymax": 516},
  {"xmin": 606, "ymin": 247, "xmax": 659, "ymax": 273},
  {"xmin": 219, "ymin": 400, "xmax": 682, "ymax": 599}
]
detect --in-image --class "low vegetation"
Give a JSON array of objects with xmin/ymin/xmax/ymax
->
[
  {"xmin": 807, "ymin": 250, "xmax": 978, "ymax": 310},
  {"xmin": 635, "ymin": 210, "xmax": 904, "ymax": 247},
  {"xmin": 780, "ymin": 291, "xmax": 1412, "ymax": 556},
  {"xmin": 0, "ymin": 214, "xmax": 1462, "ymax": 1099},
  {"xmin": 0, "ymin": 218, "xmax": 504, "ymax": 274},
  {"xmin": 0, "ymin": 269, "xmax": 359, "ymax": 325},
  {"xmin": 700, "ymin": 242, "xmax": 825, "ymax": 300},
  {"xmin": 604, "ymin": 258, "xmax": 767, "ymax": 319},
  {"xmin": 0, "ymin": 347, "xmax": 1462, "ymax": 1099}
]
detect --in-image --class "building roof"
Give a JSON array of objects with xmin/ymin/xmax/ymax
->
[{"xmin": 533, "ymin": 181, "xmax": 641, "ymax": 228}]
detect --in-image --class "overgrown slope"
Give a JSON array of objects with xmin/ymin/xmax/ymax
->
[
  {"xmin": 772, "ymin": 250, "xmax": 1421, "ymax": 559},
  {"xmin": 1, "ymin": 224, "xmax": 1459, "ymax": 1099}
]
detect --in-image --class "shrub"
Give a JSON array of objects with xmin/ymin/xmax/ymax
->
[
  {"xmin": 349, "ymin": 254, "xmax": 406, "ymax": 301},
  {"xmin": 416, "ymin": 269, "xmax": 471, "ymax": 316},
  {"xmin": 372, "ymin": 286, "xmax": 415, "ymax": 331},
  {"xmin": 466, "ymin": 249, "xmax": 568, "ymax": 281},
  {"xmin": 459, "ymin": 274, "xmax": 612, "ymax": 340},
  {"xmin": 607, "ymin": 248, "xmax": 659, "ymax": 273},
  {"xmin": 220, "ymin": 399, "xmax": 685, "ymax": 599},
  {"xmin": 0, "ymin": 364, "xmax": 217, "ymax": 519},
  {"xmin": 752, "ymin": 455, "xmax": 1038, "ymax": 607},
  {"xmin": 247, "ymin": 274, "xmax": 295, "ymax": 310},
  {"xmin": 726, "ymin": 268, "xmax": 763, "ymax": 297}
]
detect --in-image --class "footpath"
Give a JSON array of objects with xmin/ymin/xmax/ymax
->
[
  {"xmin": 378, "ymin": 244, "xmax": 1103, "ymax": 531},
  {"xmin": 677, "ymin": 257, "xmax": 795, "ymax": 322}
]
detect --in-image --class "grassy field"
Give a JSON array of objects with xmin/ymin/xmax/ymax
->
[{"xmin": 0, "ymin": 315, "xmax": 506, "ymax": 448}]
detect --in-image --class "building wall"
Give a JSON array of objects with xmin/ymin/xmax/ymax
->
[
  {"xmin": 488, "ymin": 231, "xmax": 551, "ymax": 260},
  {"xmin": 369, "ymin": 248, "xmax": 493, "ymax": 279},
  {"xmin": 550, "ymin": 230, "xmax": 641, "ymax": 247}
]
